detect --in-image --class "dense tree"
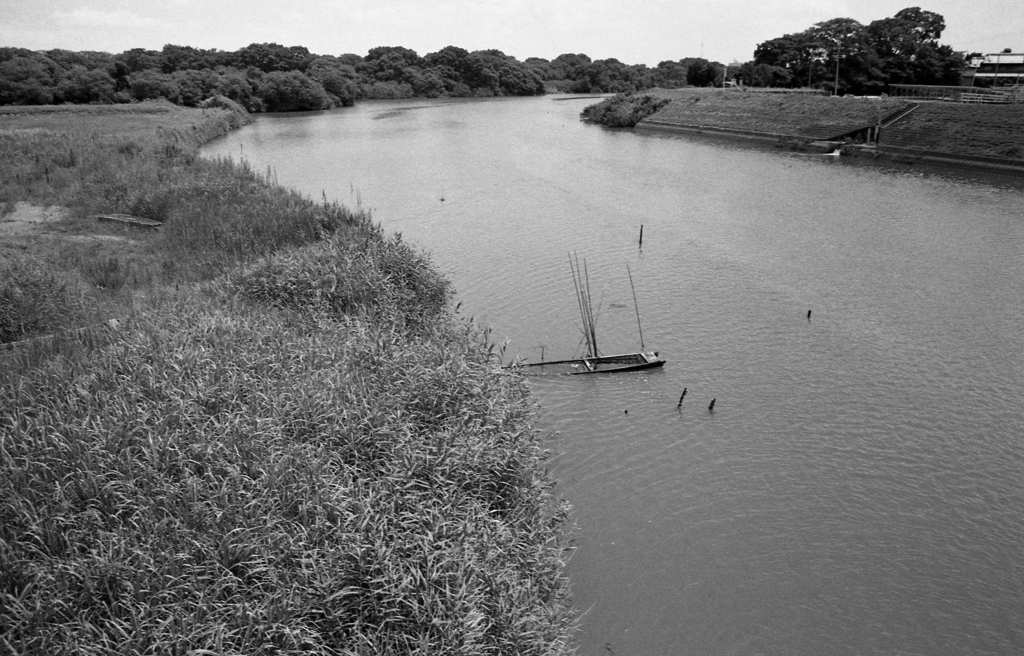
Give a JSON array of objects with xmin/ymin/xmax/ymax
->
[
  {"xmin": 211, "ymin": 69, "xmax": 258, "ymax": 110},
  {"xmin": 753, "ymin": 31, "xmax": 824, "ymax": 87},
  {"xmin": 44, "ymin": 49, "xmax": 114, "ymax": 77},
  {"xmin": 361, "ymin": 46, "xmax": 423, "ymax": 83},
  {"xmin": 233, "ymin": 43, "xmax": 315, "ymax": 73},
  {"xmin": 56, "ymin": 65, "xmax": 117, "ymax": 103},
  {"xmin": 160, "ymin": 44, "xmax": 226, "ymax": 73},
  {"xmin": 736, "ymin": 62, "xmax": 794, "ymax": 87},
  {"xmin": 807, "ymin": 17, "xmax": 882, "ymax": 94},
  {"xmin": 256, "ymin": 70, "xmax": 331, "ymax": 111},
  {"xmin": 307, "ymin": 57, "xmax": 359, "ymax": 105},
  {"xmin": 686, "ymin": 58, "xmax": 721, "ymax": 86},
  {"xmin": 524, "ymin": 57, "xmax": 556, "ymax": 80},
  {"xmin": 867, "ymin": 7, "xmax": 962, "ymax": 85},
  {"xmin": 549, "ymin": 53, "xmax": 592, "ymax": 82},
  {"xmin": 421, "ymin": 46, "xmax": 544, "ymax": 96},
  {"xmin": 753, "ymin": 6, "xmax": 965, "ymax": 93},
  {"xmin": 0, "ymin": 51, "xmax": 61, "ymax": 104},
  {"xmin": 469, "ymin": 49, "xmax": 545, "ymax": 95},
  {"xmin": 578, "ymin": 58, "xmax": 647, "ymax": 93},
  {"xmin": 652, "ymin": 60, "xmax": 689, "ymax": 88},
  {"xmin": 115, "ymin": 48, "xmax": 163, "ymax": 73},
  {"xmin": 405, "ymin": 67, "xmax": 446, "ymax": 97},
  {"xmin": 128, "ymin": 70, "xmax": 179, "ymax": 102},
  {"xmin": 171, "ymin": 68, "xmax": 221, "ymax": 106}
]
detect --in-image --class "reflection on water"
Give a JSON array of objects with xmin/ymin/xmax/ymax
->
[{"xmin": 204, "ymin": 97, "xmax": 1024, "ymax": 655}]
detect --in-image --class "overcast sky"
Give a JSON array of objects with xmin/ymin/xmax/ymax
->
[{"xmin": 2, "ymin": 0, "xmax": 1021, "ymax": 66}]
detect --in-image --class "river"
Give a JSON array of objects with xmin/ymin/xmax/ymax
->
[{"xmin": 203, "ymin": 96, "xmax": 1024, "ymax": 655}]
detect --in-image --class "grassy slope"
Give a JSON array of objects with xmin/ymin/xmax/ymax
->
[
  {"xmin": 880, "ymin": 102, "xmax": 1024, "ymax": 159},
  {"xmin": 0, "ymin": 103, "xmax": 575, "ymax": 655},
  {"xmin": 644, "ymin": 89, "xmax": 907, "ymax": 136},
  {"xmin": 642, "ymin": 89, "xmax": 1024, "ymax": 160}
]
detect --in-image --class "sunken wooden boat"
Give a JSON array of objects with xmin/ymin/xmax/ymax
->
[
  {"xmin": 520, "ymin": 350, "xmax": 665, "ymax": 375},
  {"xmin": 95, "ymin": 213, "xmax": 163, "ymax": 229},
  {"xmin": 512, "ymin": 254, "xmax": 666, "ymax": 376}
]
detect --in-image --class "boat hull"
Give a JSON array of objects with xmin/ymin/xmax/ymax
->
[{"xmin": 518, "ymin": 351, "xmax": 666, "ymax": 375}]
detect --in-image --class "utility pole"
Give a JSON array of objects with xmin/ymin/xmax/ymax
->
[{"xmin": 834, "ymin": 44, "xmax": 841, "ymax": 95}]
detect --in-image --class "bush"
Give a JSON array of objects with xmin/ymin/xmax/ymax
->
[
  {"xmin": 580, "ymin": 93, "xmax": 670, "ymax": 127},
  {"xmin": 256, "ymin": 71, "xmax": 332, "ymax": 111}
]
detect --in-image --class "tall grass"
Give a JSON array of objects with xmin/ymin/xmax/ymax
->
[
  {"xmin": 0, "ymin": 103, "xmax": 577, "ymax": 653},
  {"xmin": 0, "ymin": 285, "xmax": 575, "ymax": 654},
  {"xmin": 0, "ymin": 100, "xmax": 367, "ymax": 339},
  {"xmin": 0, "ymin": 258, "xmax": 85, "ymax": 344}
]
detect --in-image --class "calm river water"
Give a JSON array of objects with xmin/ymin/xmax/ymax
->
[{"xmin": 204, "ymin": 96, "xmax": 1024, "ymax": 655}]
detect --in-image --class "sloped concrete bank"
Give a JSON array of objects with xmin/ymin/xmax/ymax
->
[
  {"xmin": 841, "ymin": 143, "xmax": 1024, "ymax": 174},
  {"xmin": 637, "ymin": 117, "xmax": 1024, "ymax": 173},
  {"xmin": 637, "ymin": 118, "xmax": 827, "ymax": 151}
]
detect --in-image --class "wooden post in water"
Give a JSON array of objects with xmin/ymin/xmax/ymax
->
[{"xmin": 639, "ymin": 224, "xmax": 644, "ymax": 247}]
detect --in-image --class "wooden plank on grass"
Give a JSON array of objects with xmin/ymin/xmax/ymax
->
[{"xmin": 95, "ymin": 213, "xmax": 163, "ymax": 228}]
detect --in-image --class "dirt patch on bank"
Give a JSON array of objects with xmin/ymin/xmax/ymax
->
[
  {"xmin": 1, "ymin": 202, "xmax": 132, "ymax": 266},
  {"xmin": 0, "ymin": 202, "xmax": 67, "ymax": 236}
]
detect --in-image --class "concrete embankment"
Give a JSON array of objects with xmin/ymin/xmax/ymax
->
[{"xmin": 636, "ymin": 89, "xmax": 1024, "ymax": 175}]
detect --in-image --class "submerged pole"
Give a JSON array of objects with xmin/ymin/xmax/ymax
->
[{"xmin": 639, "ymin": 224, "xmax": 644, "ymax": 247}]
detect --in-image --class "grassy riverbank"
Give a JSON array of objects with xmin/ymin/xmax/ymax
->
[
  {"xmin": 597, "ymin": 89, "xmax": 1024, "ymax": 163},
  {"xmin": 0, "ymin": 103, "xmax": 575, "ymax": 654}
]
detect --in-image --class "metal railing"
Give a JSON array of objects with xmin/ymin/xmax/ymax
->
[{"xmin": 889, "ymin": 84, "xmax": 1023, "ymax": 104}]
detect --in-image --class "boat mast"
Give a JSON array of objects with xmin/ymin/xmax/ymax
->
[
  {"xmin": 582, "ymin": 257, "xmax": 598, "ymax": 356},
  {"xmin": 569, "ymin": 253, "xmax": 598, "ymax": 358},
  {"xmin": 626, "ymin": 262, "xmax": 645, "ymax": 350}
]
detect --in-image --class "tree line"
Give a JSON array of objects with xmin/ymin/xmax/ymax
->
[
  {"xmin": 0, "ymin": 8, "xmax": 972, "ymax": 111},
  {"xmin": 737, "ymin": 6, "xmax": 964, "ymax": 94},
  {"xmin": 0, "ymin": 41, "xmax": 732, "ymax": 111},
  {"xmin": 0, "ymin": 43, "xmax": 542, "ymax": 111}
]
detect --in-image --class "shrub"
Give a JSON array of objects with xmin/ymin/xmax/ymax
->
[
  {"xmin": 580, "ymin": 93, "xmax": 670, "ymax": 127},
  {"xmin": 256, "ymin": 71, "xmax": 332, "ymax": 111}
]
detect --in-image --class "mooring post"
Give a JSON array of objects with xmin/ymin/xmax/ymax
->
[{"xmin": 639, "ymin": 224, "xmax": 644, "ymax": 247}]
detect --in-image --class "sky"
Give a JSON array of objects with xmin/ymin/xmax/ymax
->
[{"xmin": 2, "ymin": 0, "xmax": 1022, "ymax": 66}]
